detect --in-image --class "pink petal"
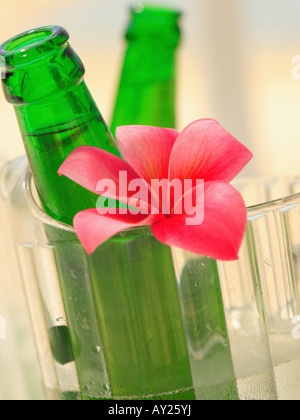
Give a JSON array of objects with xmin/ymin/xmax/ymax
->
[
  {"xmin": 172, "ymin": 179, "xmax": 204, "ymax": 219},
  {"xmin": 169, "ymin": 119, "xmax": 253, "ymax": 184},
  {"xmin": 58, "ymin": 146, "xmax": 138, "ymax": 195},
  {"xmin": 151, "ymin": 182, "xmax": 247, "ymax": 261},
  {"xmin": 74, "ymin": 209, "xmax": 161, "ymax": 255},
  {"xmin": 116, "ymin": 125, "xmax": 179, "ymax": 185},
  {"xmin": 58, "ymin": 146, "xmax": 153, "ymax": 214}
]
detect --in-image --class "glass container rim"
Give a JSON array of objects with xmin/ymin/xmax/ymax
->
[
  {"xmin": 24, "ymin": 165, "xmax": 151, "ymax": 236},
  {"xmin": 23, "ymin": 164, "xmax": 300, "ymax": 233}
]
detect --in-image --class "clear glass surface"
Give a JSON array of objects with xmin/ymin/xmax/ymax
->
[{"xmin": 0, "ymin": 157, "xmax": 49, "ymax": 400}]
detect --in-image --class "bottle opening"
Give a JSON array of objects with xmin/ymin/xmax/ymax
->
[
  {"xmin": 5, "ymin": 28, "xmax": 53, "ymax": 52},
  {"xmin": 0, "ymin": 26, "xmax": 69, "ymax": 69},
  {"xmin": 127, "ymin": 3, "xmax": 181, "ymax": 45},
  {"xmin": 131, "ymin": 2, "xmax": 182, "ymax": 17}
]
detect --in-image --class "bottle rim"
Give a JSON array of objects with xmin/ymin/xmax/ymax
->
[
  {"xmin": 0, "ymin": 25, "xmax": 69, "ymax": 68},
  {"xmin": 126, "ymin": 4, "xmax": 182, "ymax": 45},
  {"xmin": 131, "ymin": 2, "xmax": 182, "ymax": 18}
]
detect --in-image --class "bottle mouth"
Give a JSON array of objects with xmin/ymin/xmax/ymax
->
[
  {"xmin": 131, "ymin": 2, "xmax": 182, "ymax": 18},
  {"xmin": 4, "ymin": 28, "xmax": 54, "ymax": 52},
  {"xmin": 0, "ymin": 25, "xmax": 69, "ymax": 69},
  {"xmin": 127, "ymin": 3, "xmax": 182, "ymax": 45}
]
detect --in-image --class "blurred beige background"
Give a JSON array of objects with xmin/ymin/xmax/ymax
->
[{"xmin": 1, "ymin": 0, "xmax": 300, "ymax": 176}]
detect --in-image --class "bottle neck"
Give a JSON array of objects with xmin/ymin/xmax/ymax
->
[
  {"xmin": 124, "ymin": 6, "xmax": 181, "ymax": 85},
  {"xmin": 111, "ymin": 7, "xmax": 181, "ymax": 133},
  {"xmin": 110, "ymin": 42, "xmax": 178, "ymax": 133},
  {"xmin": 126, "ymin": 5, "xmax": 181, "ymax": 47},
  {"xmin": 15, "ymin": 80, "xmax": 100, "ymax": 135},
  {"xmin": 0, "ymin": 25, "xmax": 117, "ymax": 154},
  {"xmin": 121, "ymin": 38, "xmax": 177, "ymax": 85},
  {"xmin": 0, "ymin": 26, "xmax": 119, "ymax": 224},
  {"xmin": 1, "ymin": 27, "xmax": 84, "ymax": 105}
]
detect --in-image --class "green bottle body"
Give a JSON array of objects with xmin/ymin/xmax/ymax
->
[
  {"xmin": 110, "ymin": 5, "xmax": 181, "ymax": 134},
  {"xmin": 108, "ymin": 6, "xmax": 196, "ymax": 400},
  {"xmin": 0, "ymin": 26, "xmax": 118, "ymax": 225}
]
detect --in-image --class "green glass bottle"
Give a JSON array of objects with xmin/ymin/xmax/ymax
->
[
  {"xmin": 96, "ymin": 4, "xmax": 196, "ymax": 400},
  {"xmin": 0, "ymin": 25, "xmax": 119, "ymax": 226},
  {"xmin": 0, "ymin": 26, "xmax": 120, "ymax": 400},
  {"xmin": 110, "ymin": 4, "xmax": 181, "ymax": 135}
]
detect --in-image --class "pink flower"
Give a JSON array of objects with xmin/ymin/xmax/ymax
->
[{"xmin": 58, "ymin": 119, "xmax": 253, "ymax": 261}]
